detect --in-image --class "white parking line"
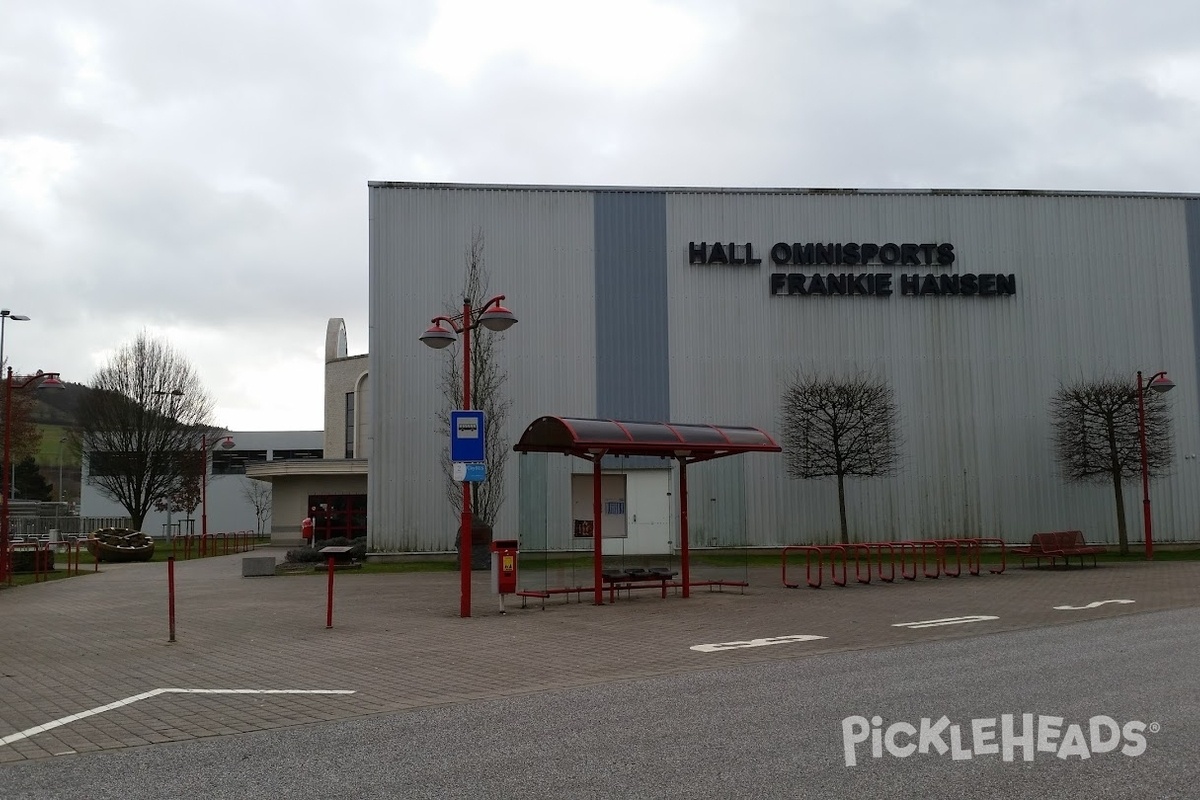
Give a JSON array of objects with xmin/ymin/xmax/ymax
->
[
  {"xmin": 0, "ymin": 688, "xmax": 356, "ymax": 747},
  {"xmin": 1053, "ymin": 599, "xmax": 1135, "ymax": 610},
  {"xmin": 892, "ymin": 615, "xmax": 999, "ymax": 629},
  {"xmin": 690, "ymin": 634, "xmax": 827, "ymax": 653}
]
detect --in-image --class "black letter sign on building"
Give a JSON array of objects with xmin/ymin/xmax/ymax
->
[{"xmin": 690, "ymin": 240, "xmax": 1014, "ymax": 300}]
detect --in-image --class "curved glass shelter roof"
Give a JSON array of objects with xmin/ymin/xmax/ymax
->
[{"xmin": 513, "ymin": 416, "xmax": 780, "ymax": 462}]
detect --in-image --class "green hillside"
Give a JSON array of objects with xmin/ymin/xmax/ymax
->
[{"xmin": 35, "ymin": 423, "xmax": 79, "ymax": 468}]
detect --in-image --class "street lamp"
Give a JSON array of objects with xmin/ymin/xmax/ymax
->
[
  {"xmin": 2, "ymin": 368, "xmax": 64, "ymax": 583},
  {"xmin": 1136, "ymin": 370, "xmax": 1174, "ymax": 561},
  {"xmin": 152, "ymin": 389, "xmax": 185, "ymax": 538},
  {"xmin": 149, "ymin": 389, "xmax": 233, "ymax": 539},
  {"xmin": 420, "ymin": 295, "xmax": 517, "ymax": 618},
  {"xmin": 200, "ymin": 433, "xmax": 236, "ymax": 539},
  {"xmin": 56, "ymin": 436, "xmax": 67, "ymax": 534},
  {"xmin": 0, "ymin": 309, "xmax": 31, "ymax": 374}
]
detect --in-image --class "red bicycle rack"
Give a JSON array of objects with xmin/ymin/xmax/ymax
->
[
  {"xmin": 971, "ymin": 537, "xmax": 1007, "ymax": 574},
  {"xmin": 848, "ymin": 544, "xmax": 873, "ymax": 584},
  {"xmin": 781, "ymin": 546, "xmax": 824, "ymax": 588},
  {"xmin": 906, "ymin": 540, "xmax": 942, "ymax": 578},
  {"xmin": 820, "ymin": 545, "xmax": 848, "ymax": 586},
  {"xmin": 935, "ymin": 539, "xmax": 965, "ymax": 577},
  {"xmin": 872, "ymin": 542, "xmax": 896, "ymax": 582},
  {"xmin": 782, "ymin": 537, "xmax": 1006, "ymax": 590},
  {"xmin": 896, "ymin": 541, "xmax": 918, "ymax": 580}
]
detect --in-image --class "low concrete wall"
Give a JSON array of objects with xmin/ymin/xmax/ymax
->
[{"xmin": 242, "ymin": 556, "xmax": 277, "ymax": 577}]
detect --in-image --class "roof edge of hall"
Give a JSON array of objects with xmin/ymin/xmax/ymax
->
[{"xmin": 367, "ymin": 181, "xmax": 1200, "ymax": 202}]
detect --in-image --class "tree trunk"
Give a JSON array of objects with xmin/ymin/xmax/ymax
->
[
  {"xmin": 1112, "ymin": 472, "xmax": 1128, "ymax": 556},
  {"xmin": 1106, "ymin": 429, "xmax": 1128, "ymax": 556},
  {"xmin": 837, "ymin": 472, "xmax": 849, "ymax": 544}
]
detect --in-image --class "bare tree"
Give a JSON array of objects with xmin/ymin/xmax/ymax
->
[
  {"xmin": 71, "ymin": 331, "xmax": 221, "ymax": 531},
  {"xmin": 241, "ymin": 479, "xmax": 273, "ymax": 537},
  {"xmin": 0, "ymin": 380, "xmax": 41, "ymax": 463},
  {"xmin": 1049, "ymin": 376, "xmax": 1173, "ymax": 555},
  {"xmin": 433, "ymin": 230, "xmax": 513, "ymax": 529},
  {"xmin": 780, "ymin": 371, "xmax": 901, "ymax": 544}
]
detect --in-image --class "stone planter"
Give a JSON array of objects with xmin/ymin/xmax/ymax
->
[{"xmin": 455, "ymin": 518, "xmax": 493, "ymax": 571}]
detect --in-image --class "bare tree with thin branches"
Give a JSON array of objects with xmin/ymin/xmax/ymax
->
[
  {"xmin": 433, "ymin": 231, "xmax": 513, "ymax": 530},
  {"xmin": 71, "ymin": 331, "xmax": 221, "ymax": 531},
  {"xmin": 780, "ymin": 371, "xmax": 901, "ymax": 544},
  {"xmin": 241, "ymin": 479, "xmax": 273, "ymax": 537},
  {"xmin": 1049, "ymin": 376, "xmax": 1173, "ymax": 555}
]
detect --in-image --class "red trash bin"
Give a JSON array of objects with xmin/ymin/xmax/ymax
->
[{"xmin": 490, "ymin": 539, "xmax": 519, "ymax": 613}]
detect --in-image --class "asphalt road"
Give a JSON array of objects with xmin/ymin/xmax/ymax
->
[{"xmin": 3, "ymin": 605, "xmax": 1196, "ymax": 800}]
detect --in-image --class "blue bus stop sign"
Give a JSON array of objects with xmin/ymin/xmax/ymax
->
[{"xmin": 450, "ymin": 410, "xmax": 486, "ymax": 462}]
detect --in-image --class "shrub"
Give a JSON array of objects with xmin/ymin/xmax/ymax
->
[
  {"xmin": 12, "ymin": 550, "xmax": 56, "ymax": 573},
  {"xmin": 285, "ymin": 536, "xmax": 367, "ymax": 564}
]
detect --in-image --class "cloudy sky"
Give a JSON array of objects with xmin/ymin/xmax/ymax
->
[{"xmin": 3, "ymin": 0, "xmax": 1198, "ymax": 431}]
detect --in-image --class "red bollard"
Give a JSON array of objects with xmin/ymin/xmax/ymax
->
[
  {"xmin": 325, "ymin": 556, "xmax": 335, "ymax": 629},
  {"xmin": 167, "ymin": 556, "xmax": 177, "ymax": 643}
]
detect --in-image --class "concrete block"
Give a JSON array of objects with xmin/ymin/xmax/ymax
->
[{"xmin": 242, "ymin": 556, "xmax": 277, "ymax": 577}]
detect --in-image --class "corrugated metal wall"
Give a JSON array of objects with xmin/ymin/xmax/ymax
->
[
  {"xmin": 369, "ymin": 185, "xmax": 599, "ymax": 550},
  {"xmin": 666, "ymin": 191, "xmax": 1198, "ymax": 545},
  {"xmin": 370, "ymin": 184, "xmax": 1200, "ymax": 550}
]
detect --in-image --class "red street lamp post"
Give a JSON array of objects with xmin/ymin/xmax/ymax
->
[
  {"xmin": 421, "ymin": 295, "xmax": 517, "ymax": 618},
  {"xmin": 1136, "ymin": 370, "xmax": 1175, "ymax": 561},
  {"xmin": 200, "ymin": 433, "xmax": 235, "ymax": 539},
  {"xmin": 2, "ymin": 368, "xmax": 64, "ymax": 583}
]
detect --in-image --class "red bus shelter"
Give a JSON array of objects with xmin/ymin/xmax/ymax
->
[{"xmin": 513, "ymin": 416, "xmax": 781, "ymax": 605}]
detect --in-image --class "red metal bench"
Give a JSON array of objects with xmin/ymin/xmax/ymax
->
[
  {"xmin": 1012, "ymin": 531, "xmax": 1105, "ymax": 568},
  {"xmin": 602, "ymin": 568, "xmax": 679, "ymax": 601}
]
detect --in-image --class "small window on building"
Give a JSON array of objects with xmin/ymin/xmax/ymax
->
[
  {"xmin": 212, "ymin": 449, "xmax": 268, "ymax": 475},
  {"xmin": 345, "ymin": 391, "xmax": 355, "ymax": 459},
  {"xmin": 271, "ymin": 449, "xmax": 324, "ymax": 461}
]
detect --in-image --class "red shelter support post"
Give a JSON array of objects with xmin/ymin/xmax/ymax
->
[
  {"xmin": 592, "ymin": 453, "xmax": 604, "ymax": 606},
  {"xmin": 167, "ymin": 556, "xmax": 176, "ymax": 643},
  {"xmin": 679, "ymin": 458, "xmax": 690, "ymax": 599},
  {"xmin": 326, "ymin": 556, "xmax": 335, "ymax": 628}
]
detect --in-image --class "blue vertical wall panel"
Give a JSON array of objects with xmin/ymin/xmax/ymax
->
[
  {"xmin": 594, "ymin": 192, "xmax": 670, "ymax": 422},
  {"xmin": 1188, "ymin": 199, "xmax": 1200, "ymax": 430}
]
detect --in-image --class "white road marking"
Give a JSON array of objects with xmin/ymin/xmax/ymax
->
[
  {"xmin": 892, "ymin": 615, "xmax": 999, "ymax": 629},
  {"xmin": 690, "ymin": 634, "xmax": 827, "ymax": 653},
  {"xmin": 1053, "ymin": 599, "xmax": 1136, "ymax": 610},
  {"xmin": 0, "ymin": 689, "xmax": 356, "ymax": 747}
]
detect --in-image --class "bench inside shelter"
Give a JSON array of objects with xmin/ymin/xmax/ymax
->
[
  {"xmin": 601, "ymin": 567, "xmax": 680, "ymax": 601},
  {"xmin": 1012, "ymin": 530, "xmax": 1106, "ymax": 568}
]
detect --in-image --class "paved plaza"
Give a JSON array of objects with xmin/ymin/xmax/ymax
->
[{"xmin": 1, "ymin": 548, "xmax": 1198, "ymax": 765}]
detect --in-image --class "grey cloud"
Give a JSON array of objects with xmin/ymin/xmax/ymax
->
[{"xmin": 3, "ymin": 0, "xmax": 1199, "ymax": 427}]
